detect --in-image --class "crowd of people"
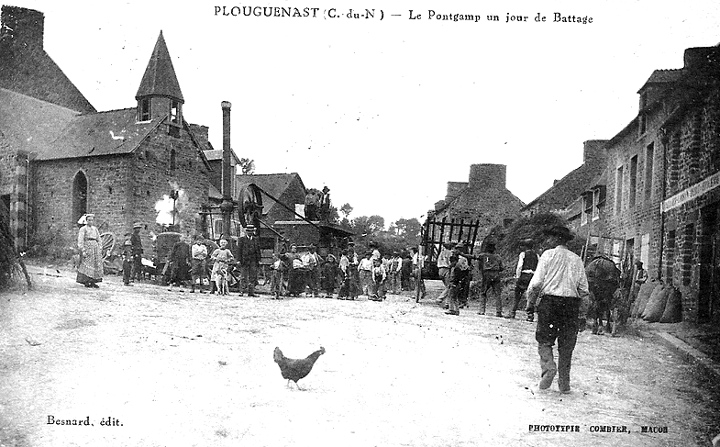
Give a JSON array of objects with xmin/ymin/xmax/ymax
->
[
  {"xmin": 269, "ymin": 241, "xmax": 421, "ymax": 301},
  {"xmin": 79, "ymin": 216, "xmax": 428, "ymax": 300},
  {"xmin": 79, "ymin": 215, "xmax": 644, "ymax": 393}
]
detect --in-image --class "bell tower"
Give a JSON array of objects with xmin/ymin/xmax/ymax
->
[{"xmin": 135, "ymin": 31, "xmax": 184, "ymax": 128}]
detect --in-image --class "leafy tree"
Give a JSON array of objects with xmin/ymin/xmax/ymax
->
[
  {"xmin": 326, "ymin": 205, "xmax": 340, "ymax": 223},
  {"xmin": 340, "ymin": 203, "xmax": 353, "ymax": 219},
  {"xmin": 392, "ymin": 218, "xmax": 421, "ymax": 240},
  {"xmin": 238, "ymin": 158, "xmax": 255, "ymax": 175},
  {"xmin": 351, "ymin": 215, "xmax": 385, "ymax": 236}
]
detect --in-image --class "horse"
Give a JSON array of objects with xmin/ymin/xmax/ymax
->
[{"xmin": 585, "ymin": 255, "xmax": 621, "ymax": 336}]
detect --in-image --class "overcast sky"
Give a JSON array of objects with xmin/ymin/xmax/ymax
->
[{"xmin": 11, "ymin": 0, "xmax": 720, "ymax": 226}]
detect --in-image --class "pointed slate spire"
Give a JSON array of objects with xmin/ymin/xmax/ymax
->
[{"xmin": 135, "ymin": 31, "xmax": 184, "ymax": 102}]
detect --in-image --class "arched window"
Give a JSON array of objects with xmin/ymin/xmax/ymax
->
[
  {"xmin": 169, "ymin": 149, "xmax": 176, "ymax": 172},
  {"xmin": 72, "ymin": 171, "xmax": 88, "ymax": 225}
]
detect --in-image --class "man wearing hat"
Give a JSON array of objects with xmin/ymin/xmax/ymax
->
[
  {"xmin": 238, "ymin": 224, "xmax": 261, "ymax": 296},
  {"xmin": 510, "ymin": 238, "xmax": 539, "ymax": 319},
  {"xmin": 478, "ymin": 242, "xmax": 504, "ymax": 317},
  {"xmin": 525, "ymin": 225, "xmax": 589, "ymax": 394},
  {"xmin": 130, "ymin": 222, "xmax": 144, "ymax": 282}
]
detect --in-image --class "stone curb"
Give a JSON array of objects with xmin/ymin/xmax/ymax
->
[{"xmin": 639, "ymin": 330, "xmax": 720, "ymax": 380}]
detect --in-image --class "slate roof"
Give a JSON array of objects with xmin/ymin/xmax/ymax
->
[
  {"xmin": 641, "ymin": 69, "xmax": 685, "ymax": 88},
  {"xmin": 37, "ymin": 107, "xmax": 164, "ymax": 160},
  {"xmin": 0, "ymin": 88, "xmax": 213, "ymax": 163},
  {"xmin": 435, "ymin": 186, "xmax": 525, "ymax": 217},
  {"xmin": 522, "ymin": 160, "xmax": 606, "ymax": 213},
  {"xmin": 0, "ymin": 87, "xmax": 79, "ymax": 155},
  {"xmin": 235, "ymin": 173, "xmax": 306, "ymax": 216},
  {"xmin": 204, "ymin": 149, "xmax": 240, "ymax": 164},
  {"xmin": 135, "ymin": 31, "xmax": 184, "ymax": 101},
  {"xmin": 0, "ymin": 24, "xmax": 96, "ymax": 114}
]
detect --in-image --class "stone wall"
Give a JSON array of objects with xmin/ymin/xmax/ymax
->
[{"xmin": 30, "ymin": 124, "xmax": 210, "ymax": 257}]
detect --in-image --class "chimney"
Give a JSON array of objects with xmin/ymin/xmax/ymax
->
[
  {"xmin": 582, "ymin": 140, "xmax": 608, "ymax": 167},
  {"xmin": 221, "ymin": 102, "xmax": 232, "ymax": 199},
  {"xmin": 683, "ymin": 46, "xmax": 720, "ymax": 76},
  {"xmin": 189, "ymin": 124, "xmax": 210, "ymax": 149},
  {"xmin": 468, "ymin": 164, "xmax": 506, "ymax": 189},
  {"xmin": 445, "ymin": 181, "xmax": 468, "ymax": 202},
  {"xmin": 220, "ymin": 101, "xmax": 234, "ymax": 236},
  {"xmin": 1, "ymin": 6, "xmax": 44, "ymax": 52}
]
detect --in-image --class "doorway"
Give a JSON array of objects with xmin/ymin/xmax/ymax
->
[
  {"xmin": 72, "ymin": 171, "xmax": 88, "ymax": 224},
  {"xmin": 699, "ymin": 203, "xmax": 720, "ymax": 322}
]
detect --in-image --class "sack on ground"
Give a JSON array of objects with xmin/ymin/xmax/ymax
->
[
  {"xmin": 643, "ymin": 285, "xmax": 672, "ymax": 323},
  {"xmin": 659, "ymin": 287, "xmax": 683, "ymax": 323},
  {"xmin": 632, "ymin": 280, "xmax": 657, "ymax": 318},
  {"xmin": 640, "ymin": 282, "xmax": 664, "ymax": 319}
]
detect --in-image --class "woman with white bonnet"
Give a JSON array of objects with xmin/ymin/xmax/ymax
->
[{"xmin": 76, "ymin": 214, "xmax": 104, "ymax": 288}]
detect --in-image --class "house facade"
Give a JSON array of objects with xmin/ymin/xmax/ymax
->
[
  {"xmin": 573, "ymin": 45, "xmax": 720, "ymax": 323},
  {"xmin": 0, "ymin": 6, "xmax": 212, "ymax": 254},
  {"xmin": 430, "ymin": 164, "xmax": 525, "ymax": 248}
]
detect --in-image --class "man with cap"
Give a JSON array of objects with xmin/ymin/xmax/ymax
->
[
  {"xmin": 510, "ymin": 238, "xmax": 539, "ymax": 319},
  {"xmin": 525, "ymin": 225, "xmax": 589, "ymax": 394},
  {"xmin": 478, "ymin": 242, "xmax": 504, "ymax": 316},
  {"xmin": 130, "ymin": 222, "xmax": 144, "ymax": 281},
  {"xmin": 238, "ymin": 224, "xmax": 261, "ymax": 296}
]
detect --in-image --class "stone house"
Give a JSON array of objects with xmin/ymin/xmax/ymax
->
[
  {"xmin": 521, "ymin": 140, "xmax": 608, "ymax": 218},
  {"xmin": 0, "ymin": 6, "xmax": 212, "ymax": 254},
  {"xmin": 601, "ymin": 45, "xmax": 720, "ymax": 323},
  {"xmin": 430, "ymin": 164, "xmax": 525, "ymax": 248}
]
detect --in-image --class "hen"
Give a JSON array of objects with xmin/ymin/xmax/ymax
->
[{"xmin": 273, "ymin": 346, "xmax": 325, "ymax": 389}]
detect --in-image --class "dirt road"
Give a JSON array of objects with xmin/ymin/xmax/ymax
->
[{"xmin": 1, "ymin": 269, "xmax": 719, "ymax": 446}]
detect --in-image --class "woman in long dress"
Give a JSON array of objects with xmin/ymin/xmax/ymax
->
[{"xmin": 76, "ymin": 214, "xmax": 104, "ymax": 287}]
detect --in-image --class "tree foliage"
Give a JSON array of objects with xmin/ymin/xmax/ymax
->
[{"xmin": 238, "ymin": 158, "xmax": 255, "ymax": 175}]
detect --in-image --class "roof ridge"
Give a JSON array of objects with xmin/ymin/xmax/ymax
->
[{"xmin": 77, "ymin": 107, "xmax": 137, "ymax": 116}]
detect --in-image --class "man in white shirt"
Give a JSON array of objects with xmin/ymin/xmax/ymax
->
[
  {"xmin": 525, "ymin": 225, "xmax": 589, "ymax": 394},
  {"xmin": 358, "ymin": 252, "xmax": 374, "ymax": 297},
  {"xmin": 301, "ymin": 244, "xmax": 321, "ymax": 297},
  {"xmin": 435, "ymin": 242, "xmax": 455, "ymax": 307}
]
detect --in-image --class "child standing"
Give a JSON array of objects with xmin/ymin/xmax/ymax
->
[
  {"xmin": 271, "ymin": 253, "xmax": 289, "ymax": 299},
  {"xmin": 210, "ymin": 239, "xmax": 234, "ymax": 295},
  {"xmin": 321, "ymin": 254, "xmax": 338, "ymax": 298},
  {"xmin": 369, "ymin": 258, "xmax": 387, "ymax": 301},
  {"xmin": 190, "ymin": 235, "xmax": 208, "ymax": 294}
]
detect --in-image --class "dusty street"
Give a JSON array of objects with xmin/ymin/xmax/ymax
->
[{"xmin": 1, "ymin": 268, "xmax": 719, "ymax": 447}]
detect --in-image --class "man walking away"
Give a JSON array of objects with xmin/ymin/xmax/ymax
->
[
  {"xmin": 510, "ymin": 239, "xmax": 538, "ymax": 319},
  {"xmin": 478, "ymin": 242, "xmax": 504, "ymax": 317},
  {"xmin": 525, "ymin": 225, "xmax": 589, "ymax": 394}
]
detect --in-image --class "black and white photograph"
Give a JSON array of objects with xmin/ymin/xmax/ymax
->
[{"xmin": 1, "ymin": 0, "xmax": 720, "ymax": 445}]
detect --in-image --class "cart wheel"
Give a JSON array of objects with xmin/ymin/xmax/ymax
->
[
  {"xmin": 100, "ymin": 232, "xmax": 115, "ymax": 259},
  {"xmin": 238, "ymin": 184, "xmax": 263, "ymax": 228}
]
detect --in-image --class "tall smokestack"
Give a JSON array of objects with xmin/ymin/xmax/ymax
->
[
  {"xmin": 221, "ymin": 101, "xmax": 232, "ymax": 198},
  {"xmin": 220, "ymin": 101, "xmax": 233, "ymax": 238}
]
